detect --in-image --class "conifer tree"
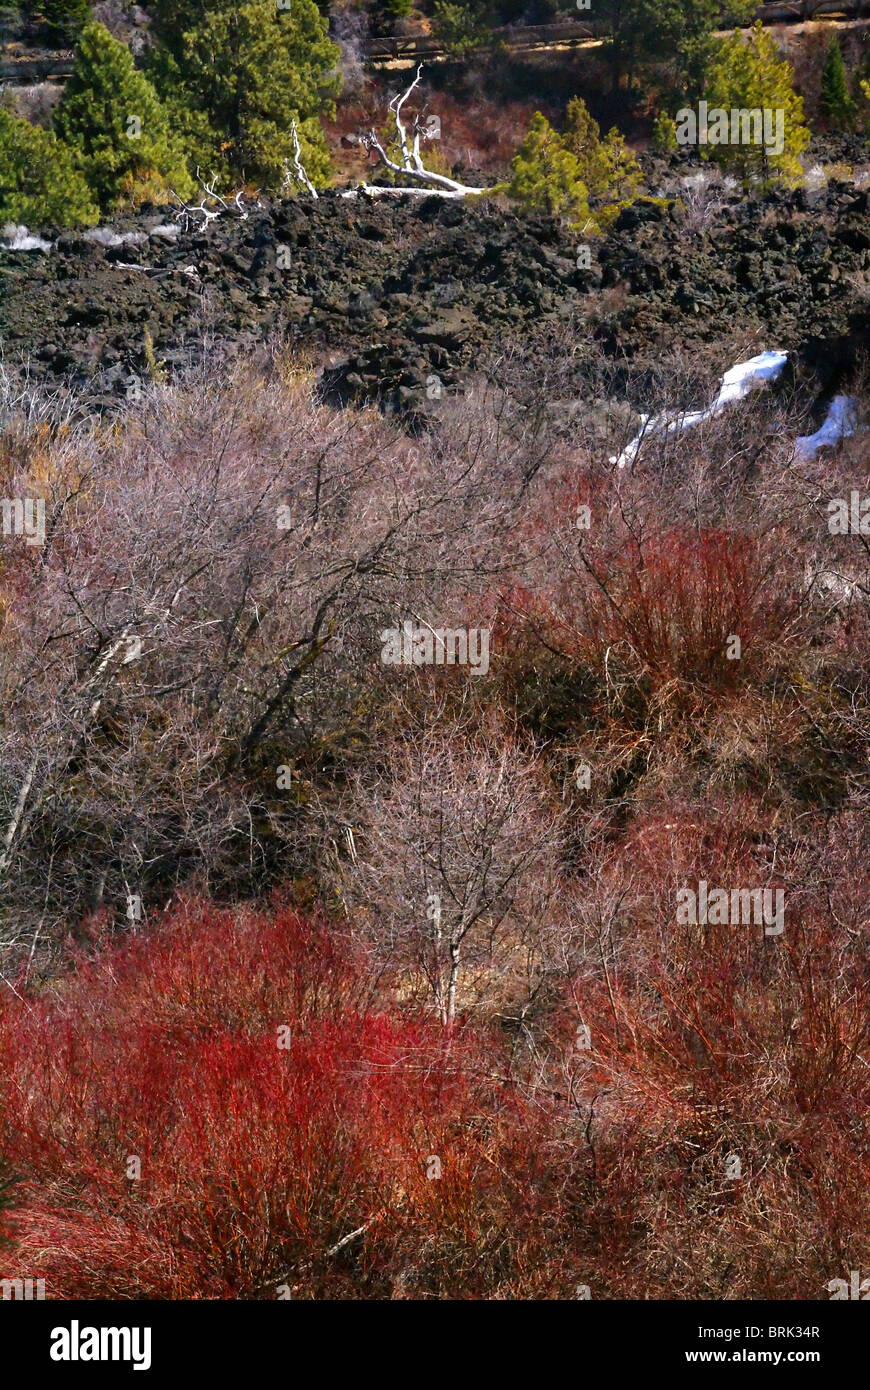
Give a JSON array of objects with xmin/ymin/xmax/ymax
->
[
  {"xmin": 40, "ymin": 0, "xmax": 90, "ymax": 45},
  {"xmin": 147, "ymin": 0, "xmax": 340, "ymax": 189},
  {"xmin": 820, "ymin": 35, "xmax": 855, "ymax": 129},
  {"xmin": 563, "ymin": 96, "xmax": 642, "ymax": 205},
  {"xmin": 599, "ymin": 0, "xmax": 754, "ymax": 100},
  {"xmin": 704, "ymin": 23, "xmax": 810, "ymax": 184},
  {"xmin": 432, "ymin": 0, "xmax": 491, "ymax": 59},
  {"xmin": 370, "ymin": 0, "xmax": 412, "ymax": 30},
  {"xmin": 0, "ymin": 104, "xmax": 99, "ymax": 227},
  {"xmin": 652, "ymin": 110, "xmax": 678, "ymax": 153},
  {"xmin": 508, "ymin": 112, "xmax": 590, "ymax": 224},
  {"xmin": 54, "ymin": 21, "xmax": 192, "ymax": 210}
]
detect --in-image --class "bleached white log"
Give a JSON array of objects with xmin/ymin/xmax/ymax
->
[
  {"xmin": 286, "ymin": 119, "xmax": 319, "ymax": 198},
  {"xmin": 360, "ymin": 64, "xmax": 497, "ymax": 199}
]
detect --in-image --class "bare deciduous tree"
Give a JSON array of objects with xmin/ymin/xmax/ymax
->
[
  {"xmin": 337, "ymin": 727, "xmax": 565, "ymax": 1025},
  {"xmin": 0, "ymin": 349, "xmax": 543, "ymax": 966}
]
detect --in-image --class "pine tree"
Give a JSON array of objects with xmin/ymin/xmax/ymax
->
[
  {"xmin": 432, "ymin": 0, "xmax": 491, "ymax": 59},
  {"xmin": 704, "ymin": 23, "xmax": 811, "ymax": 184},
  {"xmin": 147, "ymin": 0, "xmax": 340, "ymax": 190},
  {"xmin": 54, "ymin": 22, "xmax": 192, "ymax": 210},
  {"xmin": 820, "ymin": 36, "xmax": 855, "ymax": 129},
  {"xmin": 41, "ymin": 0, "xmax": 90, "ymax": 45},
  {"xmin": 0, "ymin": 7, "xmax": 19, "ymax": 49},
  {"xmin": 370, "ymin": 0, "xmax": 412, "ymax": 32},
  {"xmin": 652, "ymin": 110, "xmax": 678, "ymax": 153},
  {"xmin": 563, "ymin": 96, "xmax": 642, "ymax": 205},
  {"xmin": 508, "ymin": 112, "xmax": 590, "ymax": 224},
  {"xmin": 0, "ymin": 104, "xmax": 99, "ymax": 227},
  {"xmin": 599, "ymin": 0, "xmax": 755, "ymax": 100}
]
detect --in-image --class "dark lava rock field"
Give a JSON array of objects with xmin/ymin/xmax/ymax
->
[{"xmin": 1, "ymin": 173, "xmax": 869, "ymax": 414}]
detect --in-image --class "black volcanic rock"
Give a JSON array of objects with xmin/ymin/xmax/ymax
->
[{"xmin": 1, "ymin": 184, "xmax": 868, "ymax": 411}]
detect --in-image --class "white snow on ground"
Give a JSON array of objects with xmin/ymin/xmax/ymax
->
[
  {"xmin": 149, "ymin": 223, "xmax": 181, "ymax": 241},
  {"xmin": 794, "ymin": 395, "xmax": 858, "ymax": 460},
  {"xmin": 2, "ymin": 223, "xmax": 176, "ymax": 253},
  {"xmin": 84, "ymin": 227, "xmax": 150, "ymax": 248},
  {"xmin": 611, "ymin": 350, "xmax": 789, "ymax": 469},
  {"xmin": 2, "ymin": 223, "xmax": 53, "ymax": 252}
]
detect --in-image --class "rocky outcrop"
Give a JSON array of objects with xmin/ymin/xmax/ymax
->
[{"xmin": 1, "ymin": 178, "xmax": 868, "ymax": 411}]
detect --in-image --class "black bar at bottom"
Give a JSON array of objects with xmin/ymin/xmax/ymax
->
[{"xmin": 2, "ymin": 1298, "xmax": 863, "ymax": 1377}]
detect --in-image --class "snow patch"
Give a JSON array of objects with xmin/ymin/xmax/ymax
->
[
  {"xmin": 2, "ymin": 223, "xmax": 53, "ymax": 252},
  {"xmin": 611, "ymin": 351, "xmax": 789, "ymax": 469},
  {"xmin": 148, "ymin": 223, "xmax": 181, "ymax": 241},
  {"xmin": 84, "ymin": 227, "xmax": 150, "ymax": 248},
  {"xmin": 795, "ymin": 396, "xmax": 858, "ymax": 460}
]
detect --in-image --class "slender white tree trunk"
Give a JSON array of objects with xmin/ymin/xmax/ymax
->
[{"xmin": 446, "ymin": 941, "xmax": 460, "ymax": 1028}]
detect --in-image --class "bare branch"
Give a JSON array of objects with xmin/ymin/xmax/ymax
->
[
  {"xmin": 357, "ymin": 63, "xmax": 497, "ymax": 200},
  {"xmin": 285, "ymin": 118, "xmax": 319, "ymax": 199}
]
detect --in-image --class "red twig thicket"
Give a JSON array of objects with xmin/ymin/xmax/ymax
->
[
  {"xmin": 0, "ymin": 869, "xmax": 867, "ymax": 1300},
  {"xmin": 0, "ymin": 899, "xmax": 580, "ymax": 1299},
  {"xmin": 496, "ymin": 525, "xmax": 807, "ymax": 701}
]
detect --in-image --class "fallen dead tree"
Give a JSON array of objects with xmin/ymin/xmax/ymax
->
[
  {"xmin": 167, "ymin": 70, "xmax": 495, "ymax": 214},
  {"xmin": 347, "ymin": 65, "xmax": 499, "ymax": 200},
  {"xmin": 170, "ymin": 169, "xmax": 261, "ymax": 231}
]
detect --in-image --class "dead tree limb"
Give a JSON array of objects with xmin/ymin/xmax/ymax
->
[
  {"xmin": 358, "ymin": 64, "xmax": 497, "ymax": 199},
  {"xmin": 285, "ymin": 119, "xmax": 319, "ymax": 198},
  {"xmin": 0, "ymin": 753, "xmax": 38, "ymax": 877},
  {"xmin": 170, "ymin": 170, "xmax": 259, "ymax": 231}
]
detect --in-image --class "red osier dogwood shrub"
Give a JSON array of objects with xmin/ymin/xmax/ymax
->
[
  {"xmin": 0, "ymin": 899, "xmax": 564, "ymax": 1299},
  {"xmin": 496, "ymin": 526, "xmax": 804, "ymax": 696},
  {"xmin": 2, "ymin": 887, "xmax": 866, "ymax": 1300}
]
